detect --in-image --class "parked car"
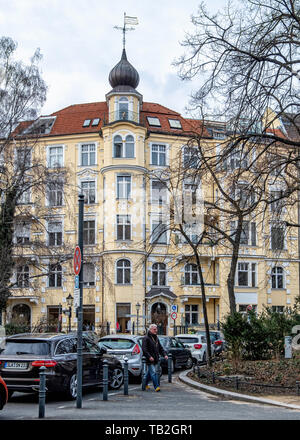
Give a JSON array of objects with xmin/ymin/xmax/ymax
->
[
  {"xmin": 158, "ymin": 336, "xmax": 193, "ymax": 372},
  {"xmin": 196, "ymin": 330, "xmax": 225, "ymax": 356},
  {"xmin": 0, "ymin": 333, "xmax": 124, "ymax": 400},
  {"xmin": 0, "ymin": 376, "xmax": 8, "ymax": 410},
  {"xmin": 175, "ymin": 334, "xmax": 207, "ymax": 363},
  {"xmin": 99, "ymin": 335, "xmax": 144, "ymax": 382}
]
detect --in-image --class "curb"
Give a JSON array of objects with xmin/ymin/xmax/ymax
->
[{"xmin": 178, "ymin": 370, "xmax": 300, "ymax": 411}]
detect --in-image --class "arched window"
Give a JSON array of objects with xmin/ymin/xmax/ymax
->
[
  {"xmin": 184, "ymin": 264, "xmax": 199, "ymax": 285},
  {"xmin": 114, "ymin": 135, "xmax": 123, "ymax": 158},
  {"xmin": 125, "ymin": 135, "xmax": 134, "ymax": 158},
  {"xmin": 12, "ymin": 303, "xmax": 31, "ymax": 325},
  {"xmin": 271, "ymin": 266, "xmax": 284, "ymax": 289},
  {"xmin": 152, "ymin": 263, "xmax": 167, "ymax": 286},
  {"xmin": 118, "ymin": 97, "xmax": 129, "ymax": 120},
  {"xmin": 116, "ymin": 259, "xmax": 131, "ymax": 284},
  {"xmin": 49, "ymin": 263, "xmax": 62, "ymax": 288}
]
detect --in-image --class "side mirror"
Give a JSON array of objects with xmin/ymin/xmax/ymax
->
[
  {"xmin": 184, "ymin": 344, "xmax": 190, "ymax": 348},
  {"xmin": 99, "ymin": 347, "xmax": 107, "ymax": 355}
]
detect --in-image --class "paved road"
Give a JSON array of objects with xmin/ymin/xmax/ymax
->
[{"xmin": 1, "ymin": 373, "xmax": 300, "ymax": 421}]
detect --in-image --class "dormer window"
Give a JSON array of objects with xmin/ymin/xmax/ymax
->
[
  {"xmin": 147, "ymin": 117, "xmax": 161, "ymax": 127},
  {"xmin": 168, "ymin": 119, "xmax": 182, "ymax": 129},
  {"xmin": 22, "ymin": 116, "xmax": 56, "ymax": 135},
  {"xmin": 91, "ymin": 118, "xmax": 100, "ymax": 126},
  {"xmin": 83, "ymin": 119, "xmax": 91, "ymax": 127}
]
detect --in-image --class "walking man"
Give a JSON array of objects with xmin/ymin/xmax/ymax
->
[{"xmin": 142, "ymin": 324, "xmax": 168, "ymax": 392}]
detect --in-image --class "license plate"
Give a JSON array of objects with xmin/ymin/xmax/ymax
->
[{"xmin": 4, "ymin": 362, "xmax": 28, "ymax": 369}]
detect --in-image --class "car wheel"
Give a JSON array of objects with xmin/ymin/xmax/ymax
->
[
  {"xmin": 185, "ymin": 356, "xmax": 193, "ymax": 369},
  {"xmin": 109, "ymin": 367, "xmax": 124, "ymax": 390},
  {"xmin": 65, "ymin": 373, "xmax": 77, "ymax": 400}
]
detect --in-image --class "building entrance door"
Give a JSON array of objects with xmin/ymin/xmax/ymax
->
[
  {"xmin": 151, "ymin": 302, "xmax": 167, "ymax": 335},
  {"xmin": 116, "ymin": 303, "xmax": 131, "ymax": 333}
]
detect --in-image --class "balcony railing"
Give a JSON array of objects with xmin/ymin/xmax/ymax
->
[{"xmin": 103, "ymin": 111, "xmax": 144, "ymax": 126}]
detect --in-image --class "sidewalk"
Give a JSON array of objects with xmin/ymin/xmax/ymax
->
[{"xmin": 179, "ymin": 370, "xmax": 300, "ymax": 411}]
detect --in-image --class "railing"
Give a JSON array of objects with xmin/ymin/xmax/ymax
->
[
  {"xmin": 102, "ymin": 111, "xmax": 144, "ymax": 126},
  {"xmin": 174, "ymin": 323, "xmax": 220, "ymax": 335},
  {"xmin": 194, "ymin": 366, "xmax": 300, "ymax": 396}
]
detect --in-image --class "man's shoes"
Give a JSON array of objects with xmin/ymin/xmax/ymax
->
[
  {"xmin": 145, "ymin": 385, "xmax": 150, "ymax": 390},
  {"xmin": 155, "ymin": 387, "xmax": 161, "ymax": 392}
]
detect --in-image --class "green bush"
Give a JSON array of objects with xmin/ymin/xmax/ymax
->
[{"xmin": 221, "ymin": 299, "xmax": 300, "ymax": 361}]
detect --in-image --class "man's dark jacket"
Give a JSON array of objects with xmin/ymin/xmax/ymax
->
[{"xmin": 142, "ymin": 331, "xmax": 166, "ymax": 364}]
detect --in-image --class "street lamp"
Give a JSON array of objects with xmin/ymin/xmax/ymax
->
[
  {"xmin": 136, "ymin": 302, "xmax": 141, "ymax": 335},
  {"xmin": 66, "ymin": 294, "xmax": 73, "ymax": 333}
]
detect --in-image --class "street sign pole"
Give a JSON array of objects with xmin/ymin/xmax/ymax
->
[{"xmin": 76, "ymin": 194, "xmax": 84, "ymax": 409}]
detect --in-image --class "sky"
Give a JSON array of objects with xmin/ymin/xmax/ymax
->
[{"xmin": 0, "ymin": 0, "xmax": 227, "ymax": 118}]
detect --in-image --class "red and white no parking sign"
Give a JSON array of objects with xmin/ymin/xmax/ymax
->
[{"xmin": 73, "ymin": 245, "xmax": 82, "ymax": 275}]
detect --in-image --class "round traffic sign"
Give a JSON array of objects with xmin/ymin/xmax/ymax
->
[
  {"xmin": 246, "ymin": 305, "xmax": 253, "ymax": 311},
  {"xmin": 73, "ymin": 246, "xmax": 82, "ymax": 275},
  {"xmin": 171, "ymin": 312, "xmax": 177, "ymax": 320}
]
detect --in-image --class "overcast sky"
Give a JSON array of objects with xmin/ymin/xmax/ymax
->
[{"xmin": 0, "ymin": 0, "xmax": 227, "ymax": 118}]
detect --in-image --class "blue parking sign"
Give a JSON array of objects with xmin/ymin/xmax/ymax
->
[{"xmin": 171, "ymin": 305, "xmax": 177, "ymax": 312}]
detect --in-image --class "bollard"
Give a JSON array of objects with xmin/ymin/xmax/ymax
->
[
  {"xmin": 142, "ymin": 356, "xmax": 147, "ymax": 390},
  {"xmin": 124, "ymin": 357, "xmax": 129, "ymax": 396},
  {"xmin": 156, "ymin": 358, "xmax": 161, "ymax": 387},
  {"xmin": 38, "ymin": 366, "xmax": 46, "ymax": 419},
  {"xmin": 296, "ymin": 381, "xmax": 300, "ymax": 396},
  {"xmin": 103, "ymin": 360, "xmax": 108, "ymax": 401},
  {"xmin": 168, "ymin": 353, "xmax": 172, "ymax": 383},
  {"xmin": 212, "ymin": 371, "xmax": 215, "ymax": 384},
  {"xmin": 235, "ymin": 376, "xmax": 239, "ymax": 390}
]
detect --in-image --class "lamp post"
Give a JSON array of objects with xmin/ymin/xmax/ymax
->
[
  {"xmin": 66, "ymin": 294, "xmax": 73, "ymax": 333},
  {"xmin": 136, "ymin": 302, "xmax": 141, "ymax": 335}
]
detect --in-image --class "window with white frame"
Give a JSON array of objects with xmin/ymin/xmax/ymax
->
[
  {"xmin": 232, "ymin": 183, "xmax": 255, "ymax": 208},
  {"xmin": 16, "ymin": 265, "xmax": 29, "ymax": 288},
  {"xmin": 183, "ymin": 223, "xmax": 200, "ymax": 244},
  {"xmin": 48, "ymin": 264, "xmax": 62, "ymax": 288},
  {"xmin": 151, "ymin": 144, "xmax": 166, "ymax": 166},
  {"xmin": 185, "ymin": 304, "xmax": 199, "ymax": 324},
  {"xmin": 230, "ymin": 221, "xmax": 256, "ymax": 246},
  {"xmin": 184, "ymin": 181, "xmax": 198, "ymax": 205},
  {"xmin": 81, "ymin": 180, "xmax": 96, "ymax": 204},
  {"xmin": 116, "ymin": 259, "xmax": 131, "ymax": 284},
  {"xmin": 48, "ymin": 146, "xmax": 63, "ymax": 168},
  {"xmin": 224, "ymin": 149, "xmax": 248, "ymax": 171},
  {"xmin": 113, "ymin": 135, "xmax": 134, "ymax": 158},
  {"xmin": 14, "ymin": 222, "xmax": 30, "ymax": 244},
  {"xmin": 152, "ymin": 263, "xmax": 167, "ymax": 286},
  {"xmin": 117, "ymin": 215, "xmax": 131, "ymax": 240},
  {"xmin": 184, "ymin": 264, "xmax": 199, "ymax": 285},
  {"xmin": 151, "ymin": 218, "xmax": 168, "ymax": 244},
  {"xmin": 17, "ymin": 184, "xmax": 31, "ymax": 205},
  {"xmin": 271, "ymin": 266, "xmax": 284, "ymax": 289},
  {"xmin": 151, "ymin": 180, "xmax": 167, "ymax": 205},
  {"xmin": 48, "ymin": 221, "xmax": 63, "ymax": 246},
  {"xmin": 47, "ymin": 180, "xmax": 63, "ymax": 206},
  {"xmin": 83, "ymin": 263, "xmax": 95, "ymax": 287},
  {"xmin": 80, "ymin": 143, "xmax": 96, "ymax": 166},
  {"xmin": 118, "ymin": 97, "xmax": 129, "ymax": 120},
  {"xmin": 183, "ymin": 146, "xmax": 198, "ymax": 168},
  {"xmin": 117, "ymin": 175, "xmax": 131, "ymax": 199},
  {"xmin": 236, "ymin": 262, "xmax": 257, "ymax": 287},
  {"xmin": 271, "ymin": 224, "xmax": 285, "ymax": 250},
  {"xmin": 83, "ymin": 220, "xmax": 95, "ymax": 245}
]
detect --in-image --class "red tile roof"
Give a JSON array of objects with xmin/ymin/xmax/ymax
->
[{"xmin": 13, "ymin": 101, "xmax": 211, "ymax": 138}]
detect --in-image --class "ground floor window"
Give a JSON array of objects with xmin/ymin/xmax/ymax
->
[
  {"xmin": 83, "ymin": 305, "xmax": 95, "ymax": 330},
  {"xmin": 238, "ymin": 304, "xmax": 257, "ymax": 315},
  {"xmin": 47, "ymin": 306, "xmax": 61, "ymax": 332},
  {"xmin": 185, "ymin": 304, "xmax": 199, "ymax": 324},
  {"xmin": 116, "ymin": 303, "xmax": 131, "ymax": 333}
]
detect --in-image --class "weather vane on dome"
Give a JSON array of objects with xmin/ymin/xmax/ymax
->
[{"xmin": 114, "ymin": 13, "xmax": 139, "ymax": 50}]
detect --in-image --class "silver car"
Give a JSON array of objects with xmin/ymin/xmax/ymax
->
[{"xmin": 98, "ymin": 335, "xmax": 143, "ymax": 382}]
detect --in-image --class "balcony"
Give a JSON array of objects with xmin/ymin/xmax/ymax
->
[{"xmin": 103, "ymin": 111, "xmax": 145, "ymax": 126}]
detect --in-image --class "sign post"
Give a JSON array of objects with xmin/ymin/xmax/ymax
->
[
  {"xmin": 171, "ymin": 311, "xmax": 177, "ymax": 336},
  {"xmin": 76, "ymin": 194, "xmax": 84, "ymax": 409}
]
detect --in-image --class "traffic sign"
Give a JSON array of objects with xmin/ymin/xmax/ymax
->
[
  {"xmin": 171, "ymin": 305, "xmax": 177, "ymax": 312},
  {"xmin": 246, "ymin": 305, "xmax": 253, "ymax": 311},
  {"xmin": 73, "ymin": 246, "xmax": 81, "ymax": 275},
  {"xmin": 74, "ymin": 289, "xmax": 80, "ymax": 308},
  {"xmin": 171, "ymin": 312, "xmax": 177, "ymax": 320},
  {"xmin": 75, "ymin": 275, "xmax": 79, "ymax": 289}
]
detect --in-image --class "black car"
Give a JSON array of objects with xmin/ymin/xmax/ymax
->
[
  {"xmin": 158, "ymin": 336, "xmax": 193, "ymax": 372},
  {"xmin": 0, "ymin": 333, "xmax": 124, "ymax": 400}
]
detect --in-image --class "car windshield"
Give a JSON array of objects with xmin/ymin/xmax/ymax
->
[
  {"xmin": 99, "ymin": 339, "xmax": 135, "ymax": 350},
  {"xmin": 0, "ymin": 340, "xmax": 50, "ymax": 355},
  {"xmin": 158, "ymin": 337, "xmax": 169, "ymax": 347},
  {"xmin": 177, "ymin": 337, "xmax": 198, "ymax": 344}
]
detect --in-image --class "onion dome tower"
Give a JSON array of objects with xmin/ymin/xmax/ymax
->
[{"xmin": 109, "ymin": 48, "xmax": 140, "ymax": 91}]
